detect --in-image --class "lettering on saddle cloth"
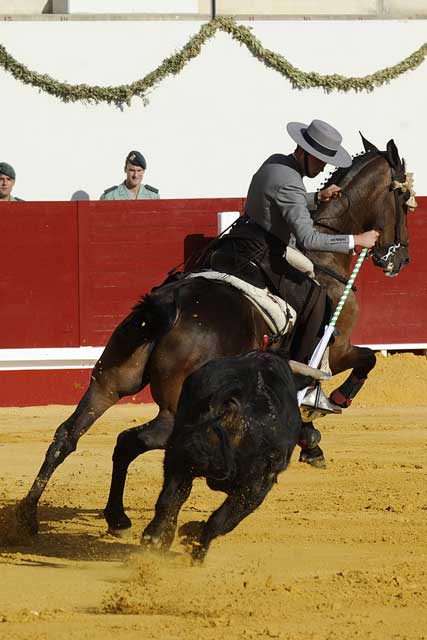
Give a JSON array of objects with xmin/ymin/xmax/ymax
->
[{"xmin": 187, "ymin": 271, "xmax": 297, "ymax": 335}]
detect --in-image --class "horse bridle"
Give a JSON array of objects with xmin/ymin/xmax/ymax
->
[
  {"xmin": 313, "ymin": 165, "xmax": 416, "ymax": 273},
  {"xmin": 370, "ymin": 167, "xmax": 416, "ymax": 269}
]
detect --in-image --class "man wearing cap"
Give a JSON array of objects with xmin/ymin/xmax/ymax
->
[
  {"xmin": 200, "ymin": 119, "xmax": 379, "ymax": 411},
  {"xmin": 100, "ymin": 151, "xmax": 160, "ymax": 201},
  {"xmin": 0, "ymin": 163, "xmax": 23, "ymax": 202}
]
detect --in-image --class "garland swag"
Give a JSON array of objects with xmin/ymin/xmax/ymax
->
[{"xmin": 0, "ymin": 16, "xmax": 425, "ymax": 106}]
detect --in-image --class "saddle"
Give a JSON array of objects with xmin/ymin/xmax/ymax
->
[
  {"xmin": 187, "ymin": 270, "xmax": 297, "ymax": 336},
  {"xmin": 209, "ymin": 248, "xmax": 267, "ymax": 289}
]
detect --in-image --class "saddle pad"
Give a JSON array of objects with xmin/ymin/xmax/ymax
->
[{"xmin": 187, "ymin": 271, "xmax": 297, "ymax": 335}]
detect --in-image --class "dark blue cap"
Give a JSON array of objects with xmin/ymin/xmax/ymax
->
[
  {"xmin": 126, "ymin": 150, "xmax": 146, "ymax": 170},
  {"xmin": 0, "ymin": 162, "xmax": 16, "ymax": 180}
]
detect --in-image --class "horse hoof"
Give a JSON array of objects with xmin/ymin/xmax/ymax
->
[
  {"xmin": 15, "ymin": 500, "xmax": 39, "ymax": 536},
  {"xmin": 299, "ymin": 446, "xmax": 327, "ymax": 469},
  {"xmin": 103, "ymin": 509, "xmax": 132, "ymax": 533},
  {"xmin": 107, "ymin": 526, "xmax": 132, "ymax": 539}
]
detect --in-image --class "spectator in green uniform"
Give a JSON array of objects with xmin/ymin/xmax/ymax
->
[
  {"xmin": 100, "ymin": 150, "xmax": 160, "ymax": 200},
  {"xmin": 0, "ymin": 163, "xmax": 23, "ymax": 202}
]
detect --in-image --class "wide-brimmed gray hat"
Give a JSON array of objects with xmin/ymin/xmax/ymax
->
[{"xmin": 287, "ymin": 119, "xmax": 352, "ymax": 168}]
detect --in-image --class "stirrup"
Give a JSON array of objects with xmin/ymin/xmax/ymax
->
[{"xmin": 300, "ymin": 383, "xmax": 342, "ymax": 422}]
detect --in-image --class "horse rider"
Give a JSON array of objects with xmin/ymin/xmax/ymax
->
[{"xmin": 199, "ymin": 119, "xmax": 380, "ymax": 412}]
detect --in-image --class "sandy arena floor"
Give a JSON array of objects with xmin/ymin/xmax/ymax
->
[{"xmin": 0, "ymin": 353, "xmax": 426, "ymax": 639}]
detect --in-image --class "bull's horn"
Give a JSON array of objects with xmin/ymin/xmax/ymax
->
[{"xmin": 288, "ymin": 360, "xmax": 331, "ymax": 380}]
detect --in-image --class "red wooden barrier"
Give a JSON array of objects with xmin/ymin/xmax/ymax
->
[
  {"xmin": 0, "ymin": 197, "xmax": 425, "ymax": 406},
  {"xmin": 352, "ymin": 209, "xmax": 427, "ymax": 344},
  {"xmin": 78, "ymin": 198, "xmax": 244, "ymax": 345},
  {"xmin": 0, "ymin": 202, "xmax": 79, "ymax": 348}
]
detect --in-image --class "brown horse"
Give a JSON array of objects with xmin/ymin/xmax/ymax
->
[{"xmin": 16, "ymin": 135, "xmax": 414, "ymax": 537}]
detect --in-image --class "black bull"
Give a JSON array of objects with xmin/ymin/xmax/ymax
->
[{"xmin": 141, "ymin": 350, "xmax": 327, "ymax": 562}]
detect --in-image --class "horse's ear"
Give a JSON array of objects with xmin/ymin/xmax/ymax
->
[
  {"xmin": 386, "ymin": 139, "xmax": 402, "ymax": 171},
  {"xmin": 359, "ymin": 132, "xmax": 379, "ymax": 153}
]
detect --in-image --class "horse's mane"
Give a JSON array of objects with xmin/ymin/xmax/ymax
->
[{"xmin": 322, "ymin": 149, "xmax": 386, "ymax": 190}]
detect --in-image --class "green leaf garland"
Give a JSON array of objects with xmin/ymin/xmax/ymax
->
[{"xmin": 0, "ymin": 16, "xmax": 425, "ymax": 106}]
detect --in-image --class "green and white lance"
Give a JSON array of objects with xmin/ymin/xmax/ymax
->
[{"xmin": 297, "ymin": 248, "xmax": 368, "ymax": 406}]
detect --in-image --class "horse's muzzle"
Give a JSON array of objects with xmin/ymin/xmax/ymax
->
[{"xmin": 371, "ymin": 243, "xmax": 409, "ymax": 277}]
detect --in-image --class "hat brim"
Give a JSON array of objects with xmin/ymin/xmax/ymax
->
[{"xmin": 287, "ymin": 121, "xmax": 352, "ymax": 168}]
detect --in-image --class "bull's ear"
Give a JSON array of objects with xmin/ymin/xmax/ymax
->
[
  {"xmin": 386, "ymin": 139, "xmax": 401, "ymax": 171},
  {"xmin": 359, "ymin": 132, "xmax": 379, "ymax": 153}
]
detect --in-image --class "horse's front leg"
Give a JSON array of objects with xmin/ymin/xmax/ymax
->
[
  {"xmin": 329, "ymin": 344, "xmax": 376, "ymax": 407},
  {"xmin": 104, "ymin": 410, "xmax": 175, "ymax": 534},
  {"xmin": 298, "ymin": 345, "xmax": 376, "ymax": 469}
]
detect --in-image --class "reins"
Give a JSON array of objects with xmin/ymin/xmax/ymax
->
[
  {"xmin": 310, "ymin": 190, "xmax": 357, "ymax": 289},
  {"xmin": 311, "ymin": 261, "xmax": 358, "ymax": 291}
]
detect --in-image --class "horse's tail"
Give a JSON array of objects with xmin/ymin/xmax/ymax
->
[
  {"xmin": 92, "ymin": 284, "xmax": 179, "ymax": 396},
  {"xmin": 136, "ymin": 289, "xmax": 179, "ymax": 342}
]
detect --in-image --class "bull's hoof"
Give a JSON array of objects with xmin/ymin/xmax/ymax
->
[
  {"xmin": 140, "ymin": 533, "xmax": 162, "ymax": 550},
  {"xmin": 15, "ymin": 499, "xmax": 39, "ymax": 537},
  {"xmin": 103, "ymin": 508, "xmax": 132, "ymax": 535},
  {"xmin": 178, "ymin": 520, "xmax": 204, "ymax": 545},
  {"xmin": 191, "ymin": 542, "xmax": 207, "ymax": 565},
  {"xmin": 179, "ymin": 521, "xmax": 207, "ymax": 561},
  {"xmin": 299, "ymin": 446, "xmax": 327, "ymax": 469}
]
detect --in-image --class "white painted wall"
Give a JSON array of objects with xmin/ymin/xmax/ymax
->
[
  {"xmin": 0, "ymin": 19, "xmax": 426, "ymax": 201},
  {"xmin": 2, "ymin": 1, "xmax": 427, "ymax": 15}
]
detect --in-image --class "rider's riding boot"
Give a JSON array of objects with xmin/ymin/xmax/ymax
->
[{"xmin": 300, "ymin": 383, "xmax": 342, "ymax": 421}]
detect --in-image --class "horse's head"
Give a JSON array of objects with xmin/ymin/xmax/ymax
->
[{"xmin": 359, "ymin": 134, "xmax": 417, "ymax": 277}]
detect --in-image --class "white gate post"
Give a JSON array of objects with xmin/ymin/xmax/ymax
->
[{"xmin": 217, "ymin": 211, "xmax": 240, "ymax": 235}]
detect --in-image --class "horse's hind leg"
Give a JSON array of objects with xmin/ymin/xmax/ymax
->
[
  {"xmin": 17, "ymin": 331, "xmax": 154, "ymax": 536},
  {"xmin": 16, "ymin": 382, "xmax": 120, "ymax": 535},
  {"xmin": 104, "ymin": 410, "xmax": 175, "ymax": 533},
  {"xmin": 298, "ymin": 423, "xmax": 326, "ymax": 469}
]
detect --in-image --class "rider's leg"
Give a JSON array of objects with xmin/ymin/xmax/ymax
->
[{"xmin": 288, "ymin": 283, "xmax": 327, "ymax": 364}]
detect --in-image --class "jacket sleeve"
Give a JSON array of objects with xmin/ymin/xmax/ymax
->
[
  {"xmin": 305, "ymin": 192, "xmax": 317, "ymax": 211},
  {"xmin": 275, "ymin": 182, "xmax": 351, "ymax": 253}
]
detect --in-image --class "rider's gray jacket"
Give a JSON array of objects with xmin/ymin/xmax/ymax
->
[{"xmin": 244, "ymin": 153, "xmax": 351, "ymax": 253}]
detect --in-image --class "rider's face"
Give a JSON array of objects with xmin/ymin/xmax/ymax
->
[{"xmin": 306, "ymin": 153, "xmax": 327, "ymax": 178}]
